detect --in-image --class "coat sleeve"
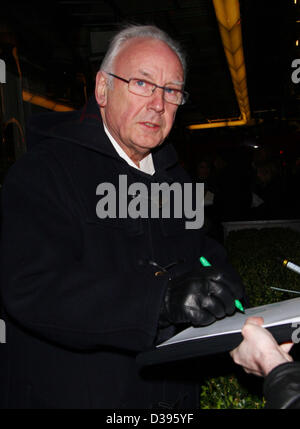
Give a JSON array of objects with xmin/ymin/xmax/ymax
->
[
  {"xmin": 263, "ymin": 362, "xmax": 300, "ymax": 409},
  {"xmin": 0, "ymin": 151, "xmax": 168, "ymax": 352}
]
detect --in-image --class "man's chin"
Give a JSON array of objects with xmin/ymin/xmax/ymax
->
[
  {"xmin": 135, "ymin": 135, "xmax": 164, "ymax": 150},
  {"xmin": 139, "ymin": 143, "xmax": 163, "ymax": 159}
]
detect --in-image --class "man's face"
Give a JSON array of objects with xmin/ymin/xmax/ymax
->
[{"xmin": 95, "ymin": 38, "xmax": 184, "ymax": 164}]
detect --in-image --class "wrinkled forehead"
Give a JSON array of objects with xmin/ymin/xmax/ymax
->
[{"xmin": 113, "ymin": 38, "xmax": 184, "ymax": 82}]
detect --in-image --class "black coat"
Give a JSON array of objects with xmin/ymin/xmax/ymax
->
[
  {"xmin": 0, "ymin": 96, "xmax": 242, "ymax": 408},
  {"xmin": 264, "ymin": 362, "xmax": 300, "ymax": 408}
]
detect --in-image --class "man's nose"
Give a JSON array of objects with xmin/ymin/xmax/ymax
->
[{"xmin": 147, "ymin": 87, "xmax": 165, "ymax": 113}]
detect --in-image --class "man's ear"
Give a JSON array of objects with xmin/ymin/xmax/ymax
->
[{"xmin": 95, "ymin": 71, "xmax": 108, "ymax": 106}]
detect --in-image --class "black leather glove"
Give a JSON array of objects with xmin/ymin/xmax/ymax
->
[{"xmin": 159, "ymin": 266, "xmax": 244, "ymax": 327}]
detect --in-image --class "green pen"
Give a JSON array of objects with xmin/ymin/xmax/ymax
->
[{"xmin": 199, "ymin": 256, "xmax": 245, "ymax": 313}]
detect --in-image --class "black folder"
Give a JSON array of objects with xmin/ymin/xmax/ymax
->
[{"xmin": 137, "ymin": 297, "xmax": 300, "ymax": 367}]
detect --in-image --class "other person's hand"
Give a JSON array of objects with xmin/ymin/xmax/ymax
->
[
  {"xmin": 230, "ymin": 317, "xmax": 294, "ymax": 377},
  {"xmin": 159, "ymin": 266, "xmax": 244, "ymax": 327}
]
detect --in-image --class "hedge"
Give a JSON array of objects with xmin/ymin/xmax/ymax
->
[{"xmin": 199, "ymin": 227, "xmax": 300, "ymax": 409}]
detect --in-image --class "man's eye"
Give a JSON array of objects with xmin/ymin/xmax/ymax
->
[
  {"xmin": 164, "ymin": 87, "xmax": 176, "ymax": 94},
  {"xmin": 136, "ymin": 80, "xmax": 146, "ymax": 87}
]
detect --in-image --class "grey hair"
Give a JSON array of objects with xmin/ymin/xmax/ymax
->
[{"xmin": 99, "ymin": 24, "xmax": 187, "ymax": 81}]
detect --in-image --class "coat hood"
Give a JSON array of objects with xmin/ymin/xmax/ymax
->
[{"xmin": 26, "ymin": 95, "xmax": 179, "ymax": 171}]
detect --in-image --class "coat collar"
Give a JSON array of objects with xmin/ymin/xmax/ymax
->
[{"xmin": 27, "ymin": 95, "xmax": 179, "ymax": 172}]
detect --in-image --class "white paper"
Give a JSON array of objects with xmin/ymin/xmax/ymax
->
[{"xmin": 157, "ymin": 297, "xmax": 300, "ymax": 348}]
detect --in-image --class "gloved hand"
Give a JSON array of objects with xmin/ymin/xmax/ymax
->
[{"xmin": 159, "ymin": 266, "xmax": 244, "ymax": 327}]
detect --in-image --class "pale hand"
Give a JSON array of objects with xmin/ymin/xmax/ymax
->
[{"xmin": 230, "ymin": 316, "xmax": 294, "ymax": 377}]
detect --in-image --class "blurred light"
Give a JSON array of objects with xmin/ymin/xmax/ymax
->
[
  {"xmin": 212, "ymin": 0, "xmax": 251, "ymax": 123},
  {"xmin": 241, "ymin": 138, "xmax": 260, "ymax": 149},
  {"xmin": 188, "ymin": 117, "xmax": 247, "ymax": 130},
  {"xmin": 22, "ymin": 90, "xmax": 74, "ymax": 111},
  {"xmin": 296, "ymin": 40, "xmax": 299, "ymax": 46}
]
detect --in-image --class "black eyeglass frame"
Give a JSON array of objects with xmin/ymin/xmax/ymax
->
[{"xmin": 106, "ymin": 72, "xmax": 189, "ymax": 106}]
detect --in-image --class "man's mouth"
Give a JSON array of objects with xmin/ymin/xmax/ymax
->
[{"xmin": 140, "ymin": 121, "xmax": 159, "ymax": 129}]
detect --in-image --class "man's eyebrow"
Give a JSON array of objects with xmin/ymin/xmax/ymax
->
[
  {"xmin": 169, "ymin": 80, "xmax": 185, "ymax": 87},
  {"xmin": 137, "ymin": 69, "xmax": 153, "ymax": 79},
  {"xmin": 137, "ymin": 69, "xmax": 159, "ymax": 82},
  {"xmin": 137, "ymin": 69, "xmax": 184, "ymax": 87}
]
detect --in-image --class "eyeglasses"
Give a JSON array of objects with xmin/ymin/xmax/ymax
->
[{"xmin": 106, "ymin": 72, "xmax": 189, "ymax": 106}]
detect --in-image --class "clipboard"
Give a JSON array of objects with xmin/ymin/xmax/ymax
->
[{"xmin": 137, "ymin": 297, "xmax": 300, "ymax": 367}]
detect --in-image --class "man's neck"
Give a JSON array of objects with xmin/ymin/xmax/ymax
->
[{"xmin": 103, "ymin": 123, "xmax": 155, "ymax": 175}]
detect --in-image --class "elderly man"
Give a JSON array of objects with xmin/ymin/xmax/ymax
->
[{"xmin": 0, "ymin": 24, "xmax": 244, "ymax": 409}]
